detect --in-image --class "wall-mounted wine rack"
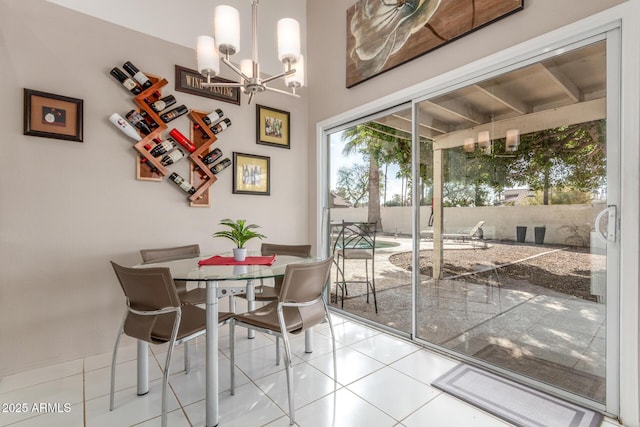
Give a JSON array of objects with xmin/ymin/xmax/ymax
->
[{"xmin": 110, "ymin": 69, "xmax": 227, "ymax": 206}]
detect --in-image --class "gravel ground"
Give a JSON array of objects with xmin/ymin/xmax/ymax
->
[{"xmin": 388, "ymin": 241, "xmax": 605, "ymax": 301}]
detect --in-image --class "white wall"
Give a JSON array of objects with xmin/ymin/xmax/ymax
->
[
  {"xmin": 0, "ymin": 0, "xmax": 309, "ymax": 376},
  {"xmin": 330, "ymin": 204, "xmax": 602, "ymax": 246}
]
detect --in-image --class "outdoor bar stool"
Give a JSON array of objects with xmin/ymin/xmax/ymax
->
[{"xmin": 333, "ymin": 220, "xmax": 378, "ymax": 313}]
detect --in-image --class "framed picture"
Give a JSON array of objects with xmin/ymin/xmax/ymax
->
[
  {"xmin": 346, "ymin": 0, "xmax": 524, "ymax": 87},
  {"xmin": 23, "ymin": 89, "xmax": 83, "ymax": 142},
  {"xmin": 256, "ymin": 104, "xmax": 290, "ymax": 149},
  {"xmin": 175, "ymin": 65, "xmax": 241, "ymax": 105},
  {"xmin": 233, "ymin": 152, "xmax": 270, "ymax": 196}
]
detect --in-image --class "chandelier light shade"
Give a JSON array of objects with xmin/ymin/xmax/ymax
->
[
  {"xmin": 477, "ymin": 130, "xmax": 491, "ymax": 154},
  {"xmin": 240, "ymin": 59, "xmax": 254, "ymax": 78},
  {"xmin": 196, "ymin": 0, "xmax": 304, "ymax": 104},
  {"xmin": 277, "ymin": 18, "xmax": 301, "ymax": 63},
  {"xmin": 284, "ymin": 54, "xmax": 304, "ymax": 88},
  {"xmin": 197, "ymin": 36, "xmax": 220, "ymax": 76},
  {"xmin": 463, "ymin": 137, "xmax": 475, "ymax": 153},
  {"xmin": 214, "ymin": 5, "xmax": 240, "ymax": 55},
  {"xmin": 506, "ymin": 129, "xmax": 520, "ymax": 151}
]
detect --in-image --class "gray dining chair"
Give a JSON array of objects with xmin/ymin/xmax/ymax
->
[
  {"xmin": 109, "ymin": 262, "xmax": 232, "ymax": 427},
  {"xmin": 229, "ymin": 257, "xmax": 336, "ymax": 425},
  {"xmin": 139, "ymin": 244, "xmax": 206, "ymax": 305},
  {"xmin": 234, "ymin": 243, "xmax": 312, "ymax": 364}
]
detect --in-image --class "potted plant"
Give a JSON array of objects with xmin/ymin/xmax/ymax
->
[{"xmin": 212, "ymin": 218, "xmax": 266, "ymax": 261}]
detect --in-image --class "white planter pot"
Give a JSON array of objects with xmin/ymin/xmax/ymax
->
[{"xmin": 233, "ymin": 248, "xmax": 247, "ymax": 262}]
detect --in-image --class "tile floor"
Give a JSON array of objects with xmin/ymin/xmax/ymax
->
[{"xmin": 0, "ymin": 314, "xmax": 623, "ymax": 427}]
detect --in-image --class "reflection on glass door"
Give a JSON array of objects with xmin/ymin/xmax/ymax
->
[
  {"xmin": 326, "ymin": 106, "xmax": 415, "ymax": 334},
  {"xmin": 416, "ymin": 40, "xmax": 613, "ymax": 405}
]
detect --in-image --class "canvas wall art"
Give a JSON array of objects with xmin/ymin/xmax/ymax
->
[{"xmin": 346, "ymin": 0, "xmax": 524, "ymax": 87}]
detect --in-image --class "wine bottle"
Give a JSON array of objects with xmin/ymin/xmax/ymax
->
[
  {"xmin": 110, "ymin": 67, "xmax": 142, "ymax": 95},
  {"xmin": 149, "ymin": 95, "xmax": 176, "ymax": 113},
  {"xmin": 160, "ymin": 105, "xmax": 188, "ymax": 123},
  {"xmin": 211, "ymin": 118, "xmax": 231, "ymax": 134},
  {"xmin": 211, "ymin": 157, "xmax": 231, "ymax": 174},
  {"xmin": 193, "ymin": 123, "xmax": 211, "ymax": 140},
  {"xmin": 202, "ymin": 108, "xmax": 224, "ymax": 125},
  {"xmin": 140, "ymin": 111, "xmax": 159, "ymax": 129},
  {"xmin": 109, "ymin": 113, "xmax": 141, "ymax": 141},
  {"xmin": 202, "ymin": 148, "xmax": 223, "ymax": 165},
  {"xmin": 160, "ymin": 148, "xmax": 185, "ymax": 166},
  {"xmin": 149, "ymin": 139, "xmax": 177, "ymax": 157},
  {"xmin": 125, "ymin": 110, "xmax": 152, "ymax": 135},
  {"xmin": 122, "ymin": 61, "xmax": 152, "ymax": 89},
  {"xmin": 169, "ymin": 172, "xmax": 196, "ymax": 194},
  {"xmin": 168, "ymin": 128, "xmax": 196, "ymax": 152}
]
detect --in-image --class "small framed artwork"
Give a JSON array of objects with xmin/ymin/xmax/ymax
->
[
  {"xmin": 23, "ymin": 89, "xmax": 83, "ymax": 142},
  {"xmin": 256, "ymin": 104, "xmax": 290, "ymax": 149},
  {"xmin": 233, "ymin": 152, "xmax": 270, "ymax": 196}
]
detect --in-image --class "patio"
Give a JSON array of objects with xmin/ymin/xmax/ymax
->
[{"xmin": 329, "ymin": 235, "xmax": 606, "ymax": 403}]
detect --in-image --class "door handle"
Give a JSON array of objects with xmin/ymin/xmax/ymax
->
[{"xmin": 594, "ymin": 205, "xmax": 617, "ymax": 243}]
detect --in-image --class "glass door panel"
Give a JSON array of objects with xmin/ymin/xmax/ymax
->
[
  {"xmin": 327, "ymin": 106, "xmax": 414, "ymax": 334},
  {"xmin": 416, "ymin": 41, "xmax": 611, "ymax": 405}
]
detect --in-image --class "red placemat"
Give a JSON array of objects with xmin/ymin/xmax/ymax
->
[{"xmin": 198, "ymin": 255, "xmax": 276, "ymax": 266}]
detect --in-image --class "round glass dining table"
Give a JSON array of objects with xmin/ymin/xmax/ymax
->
[{"xmin": 135, "ymin": 253, "xmax": 320, "ymax": 427}]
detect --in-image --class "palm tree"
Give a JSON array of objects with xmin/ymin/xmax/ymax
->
[{"xmin": 341, "ymin": 122, "xmax": 413, "ymax": 231}]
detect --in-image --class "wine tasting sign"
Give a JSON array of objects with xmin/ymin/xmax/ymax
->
[{"xmin": 174, "ymin": 65, "xmax": 241, "ymax": 105}]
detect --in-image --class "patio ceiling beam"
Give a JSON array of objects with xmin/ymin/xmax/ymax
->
[
  {"xmin": 536, "ymin": 61, "xmax": 582, "ymax": 103},
  {"xmin": 383, "ymin": 113, "xmax": 447, "ymax": 138},
  {"xmin": 419, "ymin": 99, "xmax": 488, "ymax": 126},
  {"xmin": 431, "ymin": 97, "xmax": 605, "ymax": 150},
  {"xmin": 474, "ymin": 82, "xmax": 530, "ymax": 115}
]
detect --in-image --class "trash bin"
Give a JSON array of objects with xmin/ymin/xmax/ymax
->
[
  {"xmin": 535, "ymin": 226, "xmax": 546, "ymax": 245},
  {"xmin": 516, "ymin": 226, "xmax": 527, "ymax": 243}
]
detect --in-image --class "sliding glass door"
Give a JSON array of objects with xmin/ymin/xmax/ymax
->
[
  {"xmin": 323, "ymin": 31, "xmax": 620, "ymax": 412},
  {"xmin": 414, "ymin": 38, "xmax": 617, "ymax": 407}
]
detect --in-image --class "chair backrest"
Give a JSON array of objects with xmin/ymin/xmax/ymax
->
[
  {"xmin": 261, "ymin": 243, "xmax": 311, "ymax": 257},
  {"xmin": 110, "ymin": 262, "xmax": 181, "ymax": 342},
  {"xmin": 140, "ymin": 244, "xmax": 200, "ymax": 264},
  {"xmin": 278, "ymin": 258, "xmax": 333, "ymax": 331},
  {"xmin": 333, "ymin": 221, "xmax": 377, "ymax": 253}
]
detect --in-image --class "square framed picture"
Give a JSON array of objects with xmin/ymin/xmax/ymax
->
[
  {"xmin": 233, "ymin": 152, "xmax": 270, "ymax": 196},
  {"xmin": 256, "ymin": 104, "xmax": 290, "ymax": 149},
  {"xmin": 23, "ymin": 89, "xmax": 83, "ymax": 142}
]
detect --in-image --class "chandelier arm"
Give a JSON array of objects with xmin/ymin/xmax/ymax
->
[
  {"xmin": 221, "ymin": 57, "xmax": 251, "ymax": 82},
  {"xmin": 260, "ymin": 68, "xmax": 296, "ymax": 85},
  {"xmin": 265, "ymin": 86, "xmax": 300, "ymax": 98}
]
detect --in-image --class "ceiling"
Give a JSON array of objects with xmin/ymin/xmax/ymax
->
[
  {"xmin": 45, "ymin": 0, "xmax": 306, "ymax": 76},
  {"xmin": 376, "ymin": 40, "xmax": 606, "ymax": 150}
]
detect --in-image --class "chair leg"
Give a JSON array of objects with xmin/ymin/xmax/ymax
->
[
  {"xmin": 184, "ymin": 341, "xmax": 190, "ymax": 373},
  {"xmin": 365, "ymin": 259, "xmax": 370, "ymax": 303},
  {"xmin": 278, "ymin": 313, "xmax": 295, "ymax": 425},
  {"xmin": 230, "ymin": 319, "xmax": 236, "ymax": 395},
  {"xmin": 161, "ymin": 312, "xmax": 181, "ymax": 427},
  {"xmin": 323, "ymin": 300, "xmax": 337, "ymax": 384},
  {"xmin": 371, "ymin": 257, "xmax": 378, "ymax": 313},
  {"xmin": 109, "ymin": 319, "xmax": 125, "ymax": 411},
  {"xmin": 275, "ymin": 336, "xmax": 281, "ymax": 365}
]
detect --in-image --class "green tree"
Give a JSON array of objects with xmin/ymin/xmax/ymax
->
[
  {"xmin": 503, "ymin": 120, "xmax": 605, "ymax": 205},
  {"xmin": 342, "ymin": 123, "xmax": 414, "ymax": 230},
  {"xmin": 335, "ymin": 164, "xmax": 370, "ymax": 207}
]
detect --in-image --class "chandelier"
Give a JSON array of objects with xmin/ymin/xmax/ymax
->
[{"xmin": 196, "ymin": 0, "xmax": 304, "ymax": 104}]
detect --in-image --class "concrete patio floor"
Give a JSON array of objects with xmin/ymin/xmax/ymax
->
[{"xmin": 329, "ymin": 235, "xmax": 606, "ymax": 403}]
